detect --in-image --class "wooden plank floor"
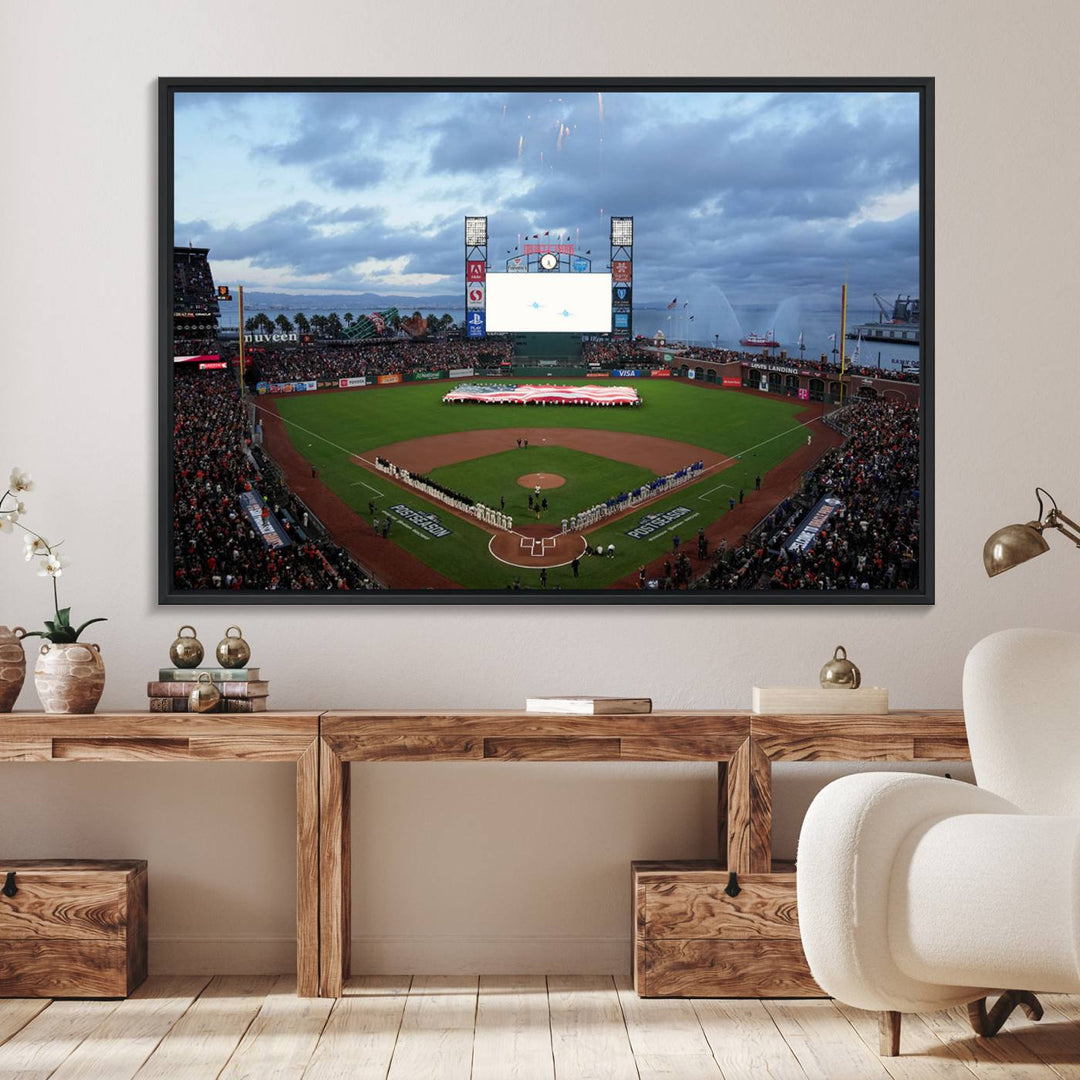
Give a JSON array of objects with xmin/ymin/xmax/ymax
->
[{"xmin": 1, "ymin": 976, "xmax": 1078, "ymax": 1079}]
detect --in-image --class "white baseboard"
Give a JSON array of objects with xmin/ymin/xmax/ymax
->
[
  {"xmin": 149, "ymin": 934, "xmax": 630, "ymax": 975},
  {"xmin": 149, "ymin": 936, "xmax": 297, "ymax": 975},
  {"xmin": 352, "ymin": 935, "xmax": 630, "ymax": 975}
]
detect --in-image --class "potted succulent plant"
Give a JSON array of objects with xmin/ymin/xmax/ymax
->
[{"xmin": 1, "ymin": 468, "xmax": 107, "ymax": 714}]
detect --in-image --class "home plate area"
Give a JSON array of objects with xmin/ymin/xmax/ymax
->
[{"xmin": 488, "ymin": 525, "xmax": 588, "ymax": 568}]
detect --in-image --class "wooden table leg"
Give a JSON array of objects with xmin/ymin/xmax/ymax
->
[
  {"xmin": 296, "ymin": 738, "xmax": 320, "ymax": 997},
  {"xmin": 319, "ymin": 738, "xmax": 351, "ymax": 997},
  {"xmin": 726, "ymin": 738, "xmax": 772, "ymax": 874}
]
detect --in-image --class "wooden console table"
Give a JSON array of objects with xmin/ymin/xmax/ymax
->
[
  {"xmin": 318, "ymin": 709, "xmax": 969, "ymax": 998},
  {"xmin": 0, "ymin": 712, "xmax": 322, "ymax": 997},
  {"xmin": 2, "ymin": 708, "xmax": 971, "ymax": 999}
]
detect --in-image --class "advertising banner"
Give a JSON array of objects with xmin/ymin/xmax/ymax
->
[
  {"xmin": 507, "ymin": 257, "xmax": 527, "ymax": 272},
  {"xmin": 687, "ymin": 369, "xmax": 696, "ymax": 380},
  {"xmin": 663, "ymin": 353, "xmax": 674, "ymax": 363},
  {"xmin": 759, "ymin": 374, "xmax": 768, "ymax": 391},
  {"xmin": 247, "ymin": 331, "xmax": 298, "ymax": 344},
  {"xmin": 466, "ymin": 260, "xmax": 486, "ymax": 282},
  {"xmin": 611, "ymin": 369, "xmax": 642, "ymax": 378},
  {"xmin": 466, "ymin": 283, "xmax": 485, "ymax": 309},
  {"xmin": 612, "ymin": 260, "xmax": 632, "ymax": 282},
  {"xmin": 612, "ymin": 283, "xmax": 632, "ymax": 305},
  {"xmin": 466, "ymin": 311, "xmax": 486, "ymax": 339},
  {"xmin": 297, "ymin": 380, "xmax": 316, "ymax": 392},
  {"xmin": 650, "ymin": 368, "xmax": 672, "ymax": 378},
  {"xmin": 377, "ymin": 373, "xmax": 402, "ymax": 386},
  {"xmin": 585, "ymin": 372, "xmax": 611, "ymax": 378},
  {"xmin": 410, "ymin": 371, "xmax": 442, "ymax": 381},
  {"xmin": 722, "ymin": 376, "xmax": 741, "ymax": 387},
  {"xmin": 613, "ymin": 312, "xmax": 630, "ymax": 331},
  {"xmin": 389, "ymin": 505, "xmax": 452, "ymax": 539},
  {"xmin": 627, "ymin": 506, "xmax": 694, "ymax": 541},
  {"xmin": 798, "ymin": 387, "xmax": 810, "ymax": 400},
  {"xmin": 571, "ymin": 257, "xmax": 589, "ymax": 273},
  {"xmin": 447, "ymin": 366, "xmax": 474, "ymax": 379},
  {"xmin": 239, "ymin": 490, "xmax": 292, "ymax": 550},
  {"xmin": 338, "ymin": 376, "xmax": 368, "ymax": 388},
  {"xmin": 784, "ymin": 496, "xmax": 843, "ymax": 554},
  {"xmin": 199, "ymin": 361, "xmax": 227, "ymax": 370},
  {"xmin": 256, "ymin": 382, "xmax": 269, "ymax": 395}
]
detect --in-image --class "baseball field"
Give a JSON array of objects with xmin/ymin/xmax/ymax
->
[{"xmin": 259, "ymin": 377, "xmax": 830, "ymax": 590}]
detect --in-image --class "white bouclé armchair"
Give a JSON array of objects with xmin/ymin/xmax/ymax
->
[{"xmin": 797, "ymin": 628, "xmax": 1080, "ymax": 1055}]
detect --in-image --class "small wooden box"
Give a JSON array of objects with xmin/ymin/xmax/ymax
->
[
  {"xmin": 632, "ymin": 860, "xmax": 822, "ymax": 998},
  {"xmin": 0, "ymin": 859, "xmax": 148, "ymax": 998},
  {"xmin": 752, "ymin": 686, "xmax": 889, "ymax": 714}
]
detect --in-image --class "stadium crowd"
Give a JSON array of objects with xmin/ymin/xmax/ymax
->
[
  {"xmin": 172, "ymin": 369, "xmax": 379, "ymax": 591},
  {"xmin": 241, "ymin": 338, "xmax": 515, "ymax": 384},
  {"xmin": 699, "ymin": 398, "xmax": 920, "ymax": 591},
  {"xmin": 583, "ymin": 340, "xmax": 652, "ymax": 368},
  {"xmin": 173, "ymin": 256, "xmax": 218, "ymax": 315}
]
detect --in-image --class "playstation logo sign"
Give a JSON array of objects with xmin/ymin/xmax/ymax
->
[{"xmin": 466, "ymin": 310, "xmax": 486, "ymax": 339}]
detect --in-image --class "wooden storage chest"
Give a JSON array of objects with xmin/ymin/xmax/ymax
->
[
  {"xmin": 632, "ymin": 859, "xmax": 822, "ymax": 998},
  {"xmin": 0, "ymin": 859, "xmax": 148, "ymax": 997}
]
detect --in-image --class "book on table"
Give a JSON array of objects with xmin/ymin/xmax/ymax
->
[
  {"xmin": 524, "ymin": 696, "xmax": 652, "ymax": 715},
  {"xmin": 158, "ymin": 668, "xmax": 261, "ymax": 681},
  {"xmin": 147, "ymin": 680, "xmax": 269, "ymax": 699},
  {"xmin": 147, "ymin": 696, "xmax": 268, "ymax": 713}
]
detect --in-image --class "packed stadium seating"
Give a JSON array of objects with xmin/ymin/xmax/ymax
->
[
  {"xmin": 171, "ymin": 368, "xmax": 379, "ymax": 591},
  {"xmin": 241, "ymin": 338, "xmax": 514, "ymax": 383},
  {"xmin": 698, "ymin": 398, "xmax": 920, "ymax": 591}
]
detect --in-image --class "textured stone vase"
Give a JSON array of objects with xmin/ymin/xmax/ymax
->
[
  {"xmin": 34, "ymin": 642, "xmax": 106, "ymax": 714},
  {"xmin": 0, "ymin": 626, "xmax": 27, "ymax": 713}
]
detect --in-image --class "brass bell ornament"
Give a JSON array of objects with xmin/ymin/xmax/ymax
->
[
  {"xmin": 188, "ymin": 672, "xmax": 221, "ymax": 713},
  {"xmin": 169, "ymin": 625, "xmax": 204, "ymax": 669},
  {"xmin": 820, "ymin": 645, "xmax": 861, "ymax": 689},
  {"xmin": 215, "ymin": 626, "xmax": 251, "ymax": 669}
]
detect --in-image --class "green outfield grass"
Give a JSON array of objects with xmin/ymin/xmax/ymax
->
[
  {"xmin": 272, "ymin": 376, "xmax": 807, "ymax": 455},
  {"xmin": 271, "ymin": 377, "xmax": 812, "ymax": 589}
]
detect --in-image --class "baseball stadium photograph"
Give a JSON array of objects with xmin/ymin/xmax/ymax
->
[{"xmin": 161, "ymin": 78, "xmax": 931, "ymax": 602}]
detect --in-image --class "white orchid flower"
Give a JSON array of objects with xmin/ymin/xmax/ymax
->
[
  {"xmin": 38, "ymin": 552, "xmax": 69, "ymax": 578},
  {"xmin": 23, "ymin": 534, "xmax": 49, "ymax": 560},
  {"xmin": 0, "ymin": 509, "xmax": 19, "ymax": 532},
  {"xmin": 8, "ymin": 468, "xmax": 33, "ymax": 493}
]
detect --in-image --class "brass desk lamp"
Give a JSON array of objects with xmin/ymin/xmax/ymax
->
[{"xmin": 984, "ymin": 488, "xmax": 1080, "ymax": 577}]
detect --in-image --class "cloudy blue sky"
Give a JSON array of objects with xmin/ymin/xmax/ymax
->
[{"xmin": 174, "ymin": 89, "xmax": 919, "ymax": 308}]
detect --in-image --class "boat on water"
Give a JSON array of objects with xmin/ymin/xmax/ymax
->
[
  {"xmin": 846, "ymin": 293, "xmax": 919, "ymax": 346},
  {"xmin": 740, "ymin": 330, "xmax": 780, "ymax": 348}
]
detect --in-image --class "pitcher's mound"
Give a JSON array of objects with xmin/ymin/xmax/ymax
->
[{"xmin": 518, "ymin": 473, "xmax": 565, "ymax": 490}]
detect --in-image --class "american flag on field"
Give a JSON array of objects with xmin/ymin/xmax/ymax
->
[{"xmin": 442, "ymin": 383, "xmax": 640, "ymax": 407}]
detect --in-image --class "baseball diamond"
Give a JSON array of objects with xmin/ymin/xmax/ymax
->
[{"xmin": 256, "ymin": 374, "xmax": 844, "ymax": 591}]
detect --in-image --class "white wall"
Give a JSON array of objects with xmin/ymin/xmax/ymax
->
[{"xmin": 2, "ymin": 0, "xmax": 1078, "ymax": 974}]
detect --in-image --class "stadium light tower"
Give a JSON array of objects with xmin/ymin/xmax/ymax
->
[{"xmin": 609, "ymin": 216, "xmax": 633, "ymax": 340}]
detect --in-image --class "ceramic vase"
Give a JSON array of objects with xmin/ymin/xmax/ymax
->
[
  {"xmin": 34, "ymin": 642, "xmax": 106, "ymax": 714},
  {"xmin": 0, "ymin": 626, "xmax": 27, "ymax": 713}
]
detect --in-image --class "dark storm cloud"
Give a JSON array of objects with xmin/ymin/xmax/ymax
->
[{"xmin": 177, "ymin": 90, "xmax": 920, "ymax": 301}]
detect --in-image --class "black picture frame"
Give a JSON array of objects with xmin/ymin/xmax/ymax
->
[{"xmin": 159, "ymin": 76, "xmax": 933, "ymax": 606}]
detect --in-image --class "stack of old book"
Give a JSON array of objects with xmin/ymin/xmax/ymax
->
[{"xmin": 148, "ymin": 667, "xmax": 269, "ymax": 713}]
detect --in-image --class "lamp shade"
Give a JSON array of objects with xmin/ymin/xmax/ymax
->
[{"xmin": 983, "ymin": 522, "xmax": 1050, "ymax": 577}]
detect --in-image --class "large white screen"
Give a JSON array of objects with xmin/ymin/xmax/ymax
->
[{"xmin": 485, "ymin": 273, "xmax": 613, "ymax": 333}]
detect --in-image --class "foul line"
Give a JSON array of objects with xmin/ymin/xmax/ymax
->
[{"xmin": 698, "ymin": 482, "xmax": 735, "ymax": 500}]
